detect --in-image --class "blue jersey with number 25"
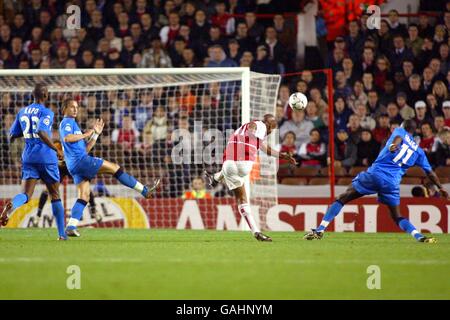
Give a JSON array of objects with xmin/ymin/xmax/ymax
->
[
  {"xmin": 367, "ymin": 127, "xmax": 432, "ymax": 186},
  {"xmin": 9, "ymin": 103, "xmax": 57, "ymax": 164}
]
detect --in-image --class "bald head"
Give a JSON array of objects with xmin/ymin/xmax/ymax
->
[
  {"xmin": 33, "ymin": 83, "xmax": 48, "ymax": 102},
  {"xmin": 263, "ymin": 113, "xmax": 277, "ymax": 134}
]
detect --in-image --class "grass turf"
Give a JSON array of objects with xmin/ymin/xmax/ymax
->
[{"xmin": 0, "ymin": 229, "xmax": 449, "ymax": 300}]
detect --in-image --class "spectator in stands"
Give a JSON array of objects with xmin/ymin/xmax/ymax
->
[
  {"xmin": 342, "ymin": 57, "xmax": 359, "ymax": 86},
  {"xmin": 418, "ymin": 122, "xmax": 435, "ymax": 156},
  {"xmin": 334, "ymin": 96, "xmax": 352, "ymax": 132},
  {"xmin": 356, "ymin": 129, "xmax": 380, "ymax": 167},
  {"xmin": 406, "ymin": 23, "xmax": 423, "ymax": 57},
  {"xmin": 160, "ymin": 12, "xmax": 181, "ymax": 47},
  {"xmin": 144, "ymin": 105, "xmax": 169, "ymax": 143},
  {"xmin": 318, "ymin": 112, "xmax": 329, "ymax": 145},
  {"xmin": 279, "ymin": 131, "xmax": 298, "ymax": 167},
  {"xmin": 388, "ymin": 9, "xmax": 407, "ymax": 37},
  {"xmin": 366, "ymin": 90, "xmax": 386, "ymax": 118},
  {"xmin": 355, "ymin": 101, "xmax": 376, "ymax": 131},
  {"xmin": 275, "ymin": 103, "xmax": 286, "ymax": 127},
  {"xmin": 139, "ymin": 36, "xmax": 172, "ymax": 68},
  {"xmin": 347, "ymin": 80, "xmax": 367, "ymax": 112},
  {"xmin": 182, "ymin": 177, "xmax": 212, "ymax": 199},
  {"xmin": 444, "ymin": 101, "xmax": 450, "ymax": 127},
  {"xmin": 279, "ymin": 109, "xmax": 314, "ymax": 149},
  {"xmin": 227, "ymin": 39, "xmax": 241, "ymax": 64},
  {"xmin": 207, "ymin": 44, "xmax": 237, "ymax": 67},
  {"xmin": 407, "ymin": 74, "xmax": 426, "ymax": 107},
  {"xmin": 298, "ymin": 128, "xmax": 326, "ymax": 168},
  {"xmin": 345, "ymin": 20, "xmax": 364, "ymax": 62},
  {"xmin": 245, "ymin": 12, "xmax": 264, "ymax": 42},
  {"xmin": 414, "ymin": 100, "xmax": 432, "ymax": 130},
  {"xmin": 211, "ymin": 1, "xmax": 235, "ymax": 36},
  {"xmin": 134, "ymin": 91, "xmax": 154, "ymax": 132},
  {"xmin": 309, "ymin": 87, "xmax": 327, "ymax": 115},
  {"xmin": 378, "ymin": 78, "xmax": 396, "ymax": 106},
  {"xmin": 347, "ymin": 114, "xmax": 363, "ymax": 144},
  {"xmin": 432, "ymin": 129, "xmax": 450, "ymax": 167},
  {"xmin": 112, "ymin": 115, "xmax": 139, "ymax": 152},
  {"xmin": 372, "ymin": 114, "xmax": 391, "ymax": 145},
  {"xmin": 390, "ymin": 34, "xmax": 414, "ymax": 72},
  {"xmin": 386, "ymin": 102, "xmax": 403, "ymax": 123},
  {"xmin": 432, "ymin": 80, "xmax": 448, "ymax": 107},
  {"xmin": 434, "ymin": 115, "xmax": 446, "ymax": 134},
  {"xmin": 418, "ymin": 13, "xmax": 433, "ymax": 38},
  {"xmin": 362, "ymin": 72, "xmax": 375, "ymax": 93},
  {"xmin": 333, "ymin": 129, "xmax": 357, "ymax": 169},
  {"xmin": 360, "ymin": 46, "xmax": 376, "ymax": 74},
  {"xmin": 334, "ymin": 70, "xmax": 352, "ymax": 99},
  {"xmin": 305, "ymin": 101, "xmax": 323, "ymax": 128},
  {"xmin": 263, "ymin": 26, "xmax": 286, "ymax": 71},
  {"xmin": 273, "ymin": 14, "xmax": 295, "ymax": 51},
  {"xmin": 234, "ymin": 22, "xmax": 256, "ymax": 54},
  {"xmin": 180, "ymin": 47, "xmax": 200, "ymax": 67},
  {"xmin": 251, "ymin": 45, "xmax": 277, "ymax": 74},
  {"xmin": 396, "ymin": 91, "xmax": 415, "ymax": 120}
]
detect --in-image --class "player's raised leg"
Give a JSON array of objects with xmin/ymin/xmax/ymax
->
[
  {"xmin": 66, "ymin": 180, "xmax": 90, "ymax": 237},
  {"xmin": 387, "ymin": 205, "xmax": 436, "ymax": 243},
  {"xmin": 304, "ymin": 186, "xmax": 363, "ymax": 240},
  {"xmin": 0, "ymin": 179, "xmax": 37, "ymax": 227},
  {"xmin": 98, "ymin": 160, "xmax": 160, "ymax": 198}
]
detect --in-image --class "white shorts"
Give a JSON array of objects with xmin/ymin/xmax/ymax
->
[{"xmin": 221, "ymin": 160, "xmax": 254, "ymax": 190}]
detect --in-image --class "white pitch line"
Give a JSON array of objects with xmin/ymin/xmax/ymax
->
[{"xmin": 0, "ymin": 257, "xmax": 449, "ymax": 265}]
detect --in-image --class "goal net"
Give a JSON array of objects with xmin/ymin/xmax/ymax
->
[{"xmin": 0, "ymin": 68, "xmax": 281, "ymax": 231}]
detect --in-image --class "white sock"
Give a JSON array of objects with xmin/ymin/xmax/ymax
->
[
  {"xmin": 214, "ymin": 171, "xmax": 224, "ymax": 182},
  {"xmin": 134, "ymin": 181, "xmax": 145, "ymax": 193},
  {"xmin": 67, "ymin": 218, "xmax": 79, "ymax": 228},
  {"xmin": 238, "ymin": 203, "xmax": 260, "ymax": 234}
]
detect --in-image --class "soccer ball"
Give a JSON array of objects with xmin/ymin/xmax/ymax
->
[{"xmin": 288, "ymin": 92, "xmax": 308, "ymax": 111}]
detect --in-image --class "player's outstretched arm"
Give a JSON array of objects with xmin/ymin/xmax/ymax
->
[
  {"xmin": 426, "ymin": 170, "xmax": 449, "ymax": 199},
  {"xmin": 261, "ymin": 142, "xmax": 297, "ymax": 165},
  {"xmin": 37, "ymin": 131, "xmax": 63, "ymax": 160},
  {"xmin": 86, "ymin": 119, "xmax": 104, "ymax": 153},
  {"xmin": 63, "ymin": 129, "xmax": 94, "ymax": 143}
]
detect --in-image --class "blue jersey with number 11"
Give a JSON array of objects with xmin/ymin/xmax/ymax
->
[
  {"xmin": 367, "ymin": 127, "xmax": 432, "ymax": 186},
  {"xmin": 9, "ymin": 103, "xmax": 57, "ymax": 164}
]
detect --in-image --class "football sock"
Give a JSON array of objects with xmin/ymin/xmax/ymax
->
[
  {"xmin": 316, "ymin": 200, "xmax": 344, "ymax": 232},
  {"xmin": 88, "ymin": 191, "xmax": 97, "ymax": 217},
  {"xmin": 37, "ymin": 191, "xmax": 49, "ymax": 218},
  {"xmin": 114, "ymin": 168, "xmax": 146, "ymax": 196},
  {"xmin": 238, "ymin": 203, "xmax": 260, "ymax": 234},
  {"xmin": 11, "ymin": 193, "xmax": 28, "ymax": 211},
  {"xmin": 67, "ymin": 199, "xmax": 88, "ymax": 229},
  {"xmin": 396, "ymin": 217, "xmax": 424, "ymax": 240},
  {"xmin": 51, "ymin": 199, "xmax": 66, "ymax": 237}
]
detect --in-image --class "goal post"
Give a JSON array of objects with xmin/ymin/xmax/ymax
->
[{"xmin": 0, "ymin": 68, "xmax": 281, "ymax": 230}]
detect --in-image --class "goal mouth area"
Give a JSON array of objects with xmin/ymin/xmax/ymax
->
[{"xmin": 0, "ymin": 68, "xmax": 281, "ymax": 231}]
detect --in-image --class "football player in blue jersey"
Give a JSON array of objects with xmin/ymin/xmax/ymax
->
[
  {"xmin": 0, "ymin": 84, "xmax": 67, "ymax": 240},
  {"xmin": 304, "ymin": 120, "xmax": 448, "ymax": 243},
  {"xmin": 59, "ymin": 98, "xmax": 159, "ymax": 237}
]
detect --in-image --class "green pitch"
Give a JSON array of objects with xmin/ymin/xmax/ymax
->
[{"xmin": 0, "ymin": 229, "xmax": 449, "ymax": 300}]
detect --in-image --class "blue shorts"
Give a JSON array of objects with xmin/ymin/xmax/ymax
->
[
  {"xmin": 22, "ymin": 163, "xmax": 60, "ymax": 184},
  {"xmin": 69, "ymin": 155, "xmax": 104, "ymax": 185},
  {"xmin": 352, "ymin": 171, "xmax": 400, "ymax": 206}
]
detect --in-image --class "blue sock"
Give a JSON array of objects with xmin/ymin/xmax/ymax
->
[
  {"xmin": 396, "ymin": 217, "xmax": 423, "ymax": 240},
  {"xmin": 51, "ymin": 199, "xmax": 66, "ymax": 238},
  {"xmin": 12, "ymin": 193, "xmax": 28, "ymax": 210},
  {"xmin": 316, "ymin": 200, "xmax": 344, "ymax": 232},
  {"xmin": 114, "ymin": 168, "xmax": 146, "ymax": 196},
  {"xmin": 67, "ymin": 199, "xmax": 87, "ymax": 230}
]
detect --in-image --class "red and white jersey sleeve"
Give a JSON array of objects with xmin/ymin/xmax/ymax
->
[{"xmin": 223, "ymin": 120, "xmax": 267, "ymax": 162}]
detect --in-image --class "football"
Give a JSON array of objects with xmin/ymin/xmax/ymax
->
[{"xmin": 288, "ymin": 92, "xmax": 308, "ymax": 111}]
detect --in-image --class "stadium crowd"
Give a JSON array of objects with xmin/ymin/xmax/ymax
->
[{"xmin": 0, "ymin": 0, "xmax": 449, "ymax": 197}]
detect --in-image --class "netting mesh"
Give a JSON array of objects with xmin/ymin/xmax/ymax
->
[{"xmin": 0, "ymin": 69, "xmax": 280, "ymax": 230}]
